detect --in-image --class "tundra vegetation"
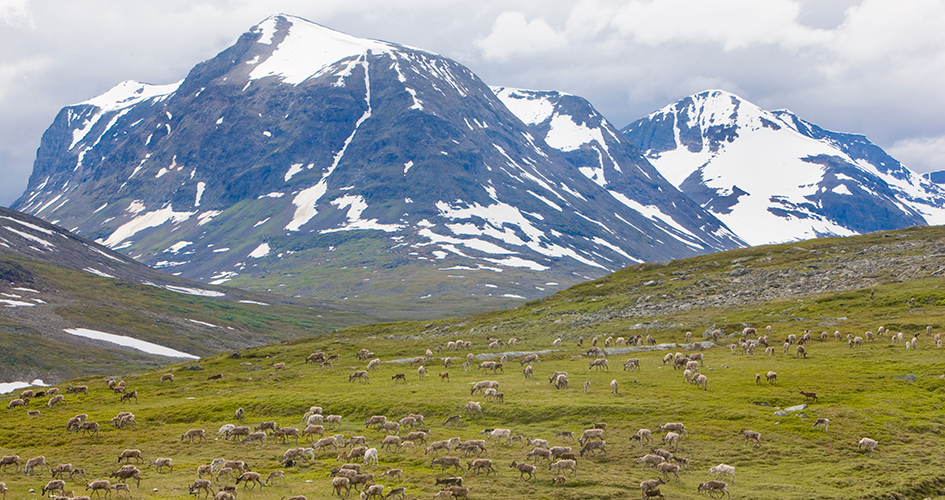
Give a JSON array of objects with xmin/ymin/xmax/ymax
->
[{"xmin": 2, "ymin": 227, "xmax": 945, "ymax": 500}]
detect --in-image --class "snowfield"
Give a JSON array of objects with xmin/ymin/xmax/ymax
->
[{"xmin": 63, "ymin": 328, "xmax": 199, "ymax": 359}]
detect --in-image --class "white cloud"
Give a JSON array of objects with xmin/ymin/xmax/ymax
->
[
  {"xmin": 888, "ymin": 136, "xmax": 945, "ymax": 174},
  {"xmin": 476, "ymin": 11, "xmax": 568, "ymax": 61},
  {"xmin": 563, "ymin": 0, "xmax": 618, "ymax": 39},
  {"xmin": 781, "ymin": 0, "xmax": 945, "ymax": 151},
  {"xmin": 0, "ymin": 56, "xmax": 50, "ymax": 104},
  {"xmin": 0, "ymin": 0, "xmax": 34, "ymax": 29},
  {"xmin": 817, "ymin": 0, "xmax": 945, "ymax": 98},
  {"xmin": 829, "ymin": 0, "xmax": 945, "ymax": 63},
  {"xmin": 610, "ymin": 0, "xmax": 833, "ymax": 50}
]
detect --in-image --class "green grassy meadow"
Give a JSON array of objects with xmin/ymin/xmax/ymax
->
[{"xmin": 2, "ymin": 227, "xmax": 945, "ymax": 500}]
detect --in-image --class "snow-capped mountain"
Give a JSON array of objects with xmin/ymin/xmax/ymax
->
[
  {"xmin": 493, "ymin": 87, "xmax": 738, "ymax": 253},
  {"xmin": 622, "ymin": 90, "xmax": 945, "ymax": 245},
  {"xmin": 11, "ymin": 15, "xmax": 742, "ymax": 306}
]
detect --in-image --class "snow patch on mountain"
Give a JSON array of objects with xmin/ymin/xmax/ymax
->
[
  {"xmin": 286, "ymin": 184, "xmax": 329, "ymax": 231},
  {"xmin": 64, "ymin": 327, "xmax": 198, "ymax": 359},
  {"xmin": 321, "ymin": 195, "xmax": 403, "ymax": 233},
  {"xmin": 492, "ymin": 87, "xmax": 554, "ymax": 125},
  {"xmin": 164, "ymin": 241, "xmax": 192, "ymax": 254},
  {"xmin": 1, "ymin": 298, "xmax": 36, "ymax": 308},
  {"xmin": 2, "ymin": 225, "xmax": 56, "ymax": 248},
  {"xmin": 285, "ymin": 163, "xmax": 305, "ymax": 182},
  {"xmin": 248, "ymin": 14, "xmax": 396, "ymax": 86},
  {"xmin": 209, "ymin": 271, "xmax": 238, "ymax": 285},
  {"xmin": 98, "ymin": 205, "xmax": 195, "ymax": 248},
  {"xmin": 126, "ymin": 201, "xmax": 147, "ymax": 215},
  {"xmin": 194, "ymin": 182, "xmax": 206, "ymax": 207},
  {"xmin": 249, "ymin": 243, "xmax": 271, "ymax": 258},
  {"xmin": 84, "ymin": 267, "xmax": 116, "ymax": 278},
  {"xmin": 144, "ymin": 282, "xmax": 225, "ymax": 298},
  {"xmin": 238, "ymin": 300, "xmax": 269, "ymax": 306},
  {"xmin": 70, "ymin": 80, "xmax": 180, "ymax": 150},
  {"xmin": 545, "ymin": 113, "xmax": 607, "ymax": 153},
  {"xmin": 2, "ymin": 215, "xmax": 55, "ymax": 235},
  {"xmin": 0, "ymin": 381, "xmax": 46, "ymax": 394}
]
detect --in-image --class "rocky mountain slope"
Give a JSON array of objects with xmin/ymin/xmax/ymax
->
[
  {"xmin": 492, "ymin": 87, "xmax": 733, "ymax": 251},
  {"xmin": 11, "ymin": 15, "xmax": 743, "ymax": 310},
  {"xmin": 924, "ymin": 170, "xmax": 945, "ymax": 184},
  {"xmin": 622, "ymin": 90, "xmax": 945, "ymax": 245}
]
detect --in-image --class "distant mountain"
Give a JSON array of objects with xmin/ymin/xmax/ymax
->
[
  {"xmin": 12, "ymin": 15, "xmax": 742, "ymax": 308},
  {"xmin": 0, "ymin": 206, "xmax": 375, "ymax": 384},
  {"xmin": 492, "ymin": 87, "xmax": 740, "ymax": 253},
  {"xmin": 622, "ymin": 90, "xmax": 945, "ymax": 245}
]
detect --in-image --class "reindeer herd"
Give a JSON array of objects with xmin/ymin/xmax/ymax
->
[{"xmin": 3, "ymin": 323, "xmax": 926, "ymax": 500}]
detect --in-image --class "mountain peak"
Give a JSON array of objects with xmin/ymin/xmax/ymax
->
[
  {"xmin": 657, "ymin": 90, "xmax": 774, "ymax": 135},
  {"xmin": 245, "ymin": 14, "xmax": 401, "ymax": 86}
]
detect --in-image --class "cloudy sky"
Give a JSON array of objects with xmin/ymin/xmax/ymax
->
[{"xmin": 1, "ymin": 0, "xmax": 944, "ymax": 207}]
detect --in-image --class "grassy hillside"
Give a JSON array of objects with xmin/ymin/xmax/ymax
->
[
  {"xmin": 0, "ymin": 253, "xmax": 378, "ymax": 384},
  {"xmin": 1, "ymin": 226, "xmax": 945, "ymax": 500}
]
